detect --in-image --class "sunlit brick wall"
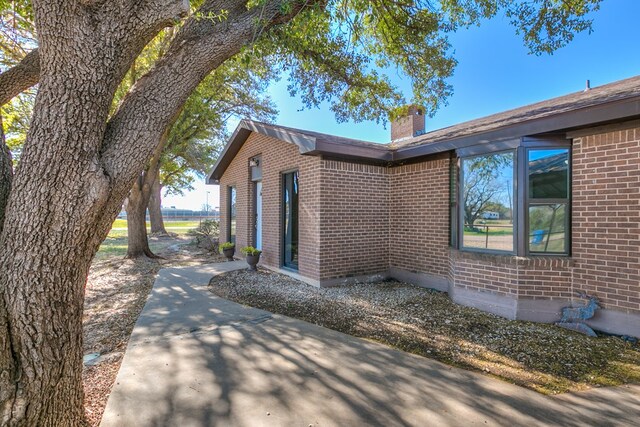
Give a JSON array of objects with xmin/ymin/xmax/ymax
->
[
  {"xmin": 318, "ymin": 160, "xmax": 390, "ymax": 280},
  {"xmin": 389, "ymin": 157, "xmax": 451, "ymax": 280},
  {"xmin": 219, "ymin": 133, "xmax": 321, "ymax": 279},
  {"xmin": 571, "ymin": 121, "xmax": 640, "ymax": 314}
]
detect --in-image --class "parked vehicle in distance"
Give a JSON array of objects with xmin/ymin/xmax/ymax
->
[{"xmin": 481, "ymin": 211, "xmax": 500, "ymax": 220}]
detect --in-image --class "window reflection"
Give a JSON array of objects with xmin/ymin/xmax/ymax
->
[
  {"xmin": 283, "ymin": 171, "xmax": 298, "ymax": 269},
  {"xmin": 529, "ymin": 204, "xmax": 567, "ymax": 253},
  {"xmin": 229, "ymin": 186, "xmax": 236, "ymax": 244},
  {"xmin": 528, "ymin": 149, "xmax": 569, "ymax": 199},
  {"xmin": 462, "ymin": 152, "xmax": 514, "ymax": 252}
]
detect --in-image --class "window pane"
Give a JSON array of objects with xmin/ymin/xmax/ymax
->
[
  {"xmin": 283, "ymin": 171, "xmax": 299, "ymax": 269},
  {"xmin": 529, "ymin": 204, "xmax": 567, "ymax": 253},
  {"xmin": 528, "ymin": 149, "xmax": 569, "ymax": 199},
  {"xmin": 462, "ymin": 152, "xmax": 514, "ymax": 252},
  {"xmin": 229, "ymin": 187, "xmax": 236, "ymax": 244}
]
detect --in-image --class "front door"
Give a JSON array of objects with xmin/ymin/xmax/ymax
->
[{"xmin": 255, "ymin": 181, "xmax": 262, "ymax": 250}]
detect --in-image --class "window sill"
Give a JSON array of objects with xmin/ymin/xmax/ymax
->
[{"xmin": 450, "ymin": 248, "xmax": 574, "ymax": 267}]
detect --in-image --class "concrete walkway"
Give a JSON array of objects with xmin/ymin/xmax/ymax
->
[{"xmin": 101, "ymin": 262, "xmax": 640, "ymax": 427}]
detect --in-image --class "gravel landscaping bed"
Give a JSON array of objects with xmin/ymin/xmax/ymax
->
[{"xmin": 209, "ymin": 268, "xmax": 640, "ymax": 395}]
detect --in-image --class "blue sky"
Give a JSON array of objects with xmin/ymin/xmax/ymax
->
[
  {"xmin": 266, "ymin": 0, "xmax": 640, "ymax": 143},
  {"xmin": 166, "ymin": 0, "xmax": 640, "ymax": 210}
]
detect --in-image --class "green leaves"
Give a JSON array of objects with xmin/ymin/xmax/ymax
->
[
  {"xmin": 160, "ymin": 53, "xmax": 278, "ymax": 195},
  {"xmin": 0, "ymin": 90, "xmax": 34, "ymax": 164},
  {"xmin": 0, "ymin": 0, "xmax": 36, "ymax": 67},
  {"xmin": 0, "ymin": 0, "xmax": 604, "ymax": 137},
  {"xmin": 504, "ymin": 0, "xmax": 601, "ymax": 55},
  {"xmin": 242, "ymin": 0, "xmax": 602, "ymax": 123},
  {"xmin": 193, "ymin": 9, "xmax": 230, "ymax": 23}
]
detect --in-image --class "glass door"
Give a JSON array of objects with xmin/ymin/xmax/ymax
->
[
  {"xmin": 282, "ymin": 171, "xmax": 299, "ymax": 269},
  {"xmin": 255, "ymin": 181, "xmax": 262, "ymax": 250}
]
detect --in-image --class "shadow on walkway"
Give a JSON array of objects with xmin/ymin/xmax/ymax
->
[{"xmin": 101, "ymin": 262, "xmax": 640, "ymax": 427}]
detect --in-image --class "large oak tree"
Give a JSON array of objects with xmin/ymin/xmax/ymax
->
[{"xmin": 0, "ymin": 0, "xmax": 601, "ymax": 424}]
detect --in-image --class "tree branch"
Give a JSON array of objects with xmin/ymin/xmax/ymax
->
[
  {"xmin": 0, "ymin": 48, "xmax": 40, "ymax": 107},
  {"xmin": 0, "ymin": 113, "xmax": 12, "ymax": 234},
  {"xmin": 100, "ymin": 0, "xmax": 319, "ymax": 183}
]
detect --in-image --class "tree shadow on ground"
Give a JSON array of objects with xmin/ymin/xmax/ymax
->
[{"xmin": 103, "ymin": 267, "xmax": 640, "ymax": 426}]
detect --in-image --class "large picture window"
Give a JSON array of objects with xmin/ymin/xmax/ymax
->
[
  {"xmin": 461, "ymin": 152, "xmax": 515, "ymax": 252},
  {"xmin": 456, "ymin": 140, "xmax": 570, "ymax": 256},
  {"xmin": 228, "ymin": 186, "xmax": 236, "ymax": 244},
  {"xmin": 526, "ymin": 149, "xmax": 570, "ymax": 254}
]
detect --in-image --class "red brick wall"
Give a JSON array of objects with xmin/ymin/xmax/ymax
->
[
  {"xmin": 391, "ymin": 113, "xmax": 425, "ymax": 142},
  {"xmin": 219, "ymin": 133, "xmax": 321, "ymax": 279},
  {"xmin": 318, "ymin": 160, "xmax": 389, "ymax": 280},
  {"xmin": 572, "ymin": 123, "xmax": 640, "ymax": 314},
  {"xmin": 218, "ymin": 122, "xmax": 640, "ymax": 320},
  {"xmin": 449, "ymin": 251, "xmax": 519, "ymax": 297},
  {"xmin": 517, "ymin": 258, "xmax": 574, "ymax": 299},
  {"xmin": 449, "ymin": 250, "xmax": 573, "ymax": 299},
  {"xmin": 389, "ymin": 158, "xmax": 451, "ymax": 280}
]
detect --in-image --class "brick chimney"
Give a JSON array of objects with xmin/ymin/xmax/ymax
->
[{"xmin": 391, "ymin": 105, "xmax": 425, "ymax": 142}]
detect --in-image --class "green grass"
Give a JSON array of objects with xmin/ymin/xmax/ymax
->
[
  {"xmin": 98, "ymin": 220, "xmax": 202, "ymax": 260},
  {"xmin": 96, "ymin": 235, "xmax": 187, "ymax": 260},
  {"xmin": 111, "ymin": 219, "xmax": 201, "ymax": 229},
  {"xmin": 95, "ymin": 237, "xmax": 129, "ymax": 260}
]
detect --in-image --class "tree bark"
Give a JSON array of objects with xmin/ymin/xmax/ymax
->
[
  {"xmin": 126, "ymin": 128, "xmax": 169, "ymax": 257},
  {"xmin": 0, "ymin": 113, "xmax": 11, "ymax": 235},
  {"xmin": 126, "ymin": 144, "xmax": 164, "ymax": 258},
  {"xmin": 0, "ymin": 0, "xmax": 311, "ymax": 424},
  {"xmin": 149, "ymin": 171, "xmax": 168, "ymax": 235},
  {"xmin": 0, "ymin": 49, "xmax": 40, "ymax": 107},
  {"xmin": 125, "ymin": 178, "xmax": 157, "ymax": 259},
  {"xmin": 0, "ymin": 1, "xmax": 189, "ymax": 424}
]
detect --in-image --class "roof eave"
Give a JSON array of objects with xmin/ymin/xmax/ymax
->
[
  {"xmin": 393, "ymin": 96, "xmax": 640, "ymax": 161},
  {"xmin": 208, "ymin": 91, "xmax": 640, "ymax": 182},
  {"xmin": 313, "ymin": 140, "xmax": 392, "ymax": 163},
  {"xmin": 207, "ymin": 120, "xmax": 318, "ymax": 184},
  {"xmin": 206, "ymin": 125, "xmax": 251, "ymax": 184}
]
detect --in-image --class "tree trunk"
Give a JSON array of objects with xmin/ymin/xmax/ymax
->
[
  {"xmin": 124, "ymin": 132, "xmax": 168, "ymax": 258},
  {"xmin": 125, "ymin": 178, "xmax": 157, "ymax": 259},
  {"xmin": 0, "ymin": 2, "xmax": 189, "ymax": 424},
  {"xmin": 0, "ymin": 113, "xmax": 12, "ymax": 235},
  {"xmin": 126, "ymin": 141, "xmax": 165, "ymax": 258},
  {"xmin": 149, "ymin": 172, "xmax": 168, "ymax": 235},
  {"xmin": 0, "ymin": 1, "xmax": 310, "ymax": 423}
]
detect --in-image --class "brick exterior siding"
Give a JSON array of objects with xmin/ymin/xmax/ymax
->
[
  {"xmin": 219, "ymin": 133, "xmax": 321, "ymax": 280},
  {"xmin": 449, "ymin": 250, "xmax": 573, "ymax": 299},
  {"xmin": 217, "ymin": 121, "xmax": 640, "ymax": 332},
  {"xmin": 572, "ymin": 123, "xmax": 640, "ymax": 314},
  {"xmin": 319, "ymin": 160, "xmax": 389, "ymax": 280},
  {"xmin": 389, "ymin": 158, "xmax": 451, "ymax": 280}
]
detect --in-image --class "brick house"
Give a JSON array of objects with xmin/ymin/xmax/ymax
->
[{"xmin": 208, "ymin": 76, "xmax": 640, "ymax": 338}]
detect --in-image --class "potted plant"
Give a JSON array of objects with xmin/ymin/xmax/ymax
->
[
  {"xmin": 241, "ymin": 246, "xmax": 262, "ymax": 271},
  {"xmin": 220, "ymin": 242, "xmax": 235, "ymax": 261}
]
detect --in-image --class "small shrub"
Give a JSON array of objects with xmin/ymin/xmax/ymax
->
[
  {"xmin": 190, "ymin": 220, "xmax": 220, "ymax": 252},
  {"xmin": 241, "ymin": 246, "xmax": 262, "ymax": 256},
  {"xmin": 192, "ymin": 219, "xmax": 219, "ymax": 237},
  {"xmin": 220, "ymin": 242, "xmax": 235, "ymax": 250}
]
